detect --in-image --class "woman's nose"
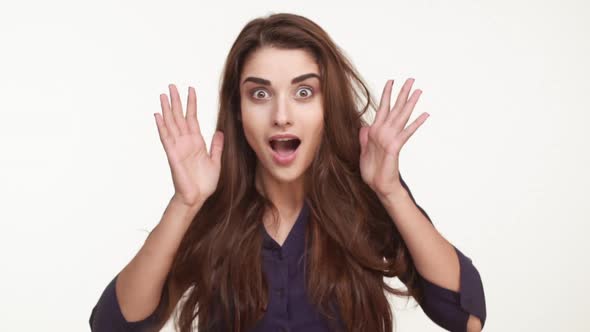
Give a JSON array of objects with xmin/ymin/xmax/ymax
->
[{"xmin": 272, "ymin": 95, "xmax": 293, "ymax": 126}]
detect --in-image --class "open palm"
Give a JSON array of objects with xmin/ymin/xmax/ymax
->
[
  {"xmin": 359, "ymin": 78, "xmax": 429, "ymax": 200},
  {"xmin": 154, "ymin": 84, "xmax": 224, "ymax": 207}
]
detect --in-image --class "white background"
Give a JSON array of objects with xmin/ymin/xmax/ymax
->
[{"xmin": 1, "ymin": 0, "xmax": 588, "ymax": 331}]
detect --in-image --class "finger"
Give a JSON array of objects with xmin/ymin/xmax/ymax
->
[
  {"xmin": 399, "ymin": 112, "xmax": 429, "ymax": 145},
  {"xmin": 374, "ymin": 80, "xmax": 393, "ymax": 126},
  {"xmin": 386, "ymin": 78, "xmax": 415, "ymax": 125},
  {"xmin": 393, "ymin": 89, "xmax": 422, "ymax": 132},
  {"xmin": 154, "ymin": 112, "xmax": 174, "ymax": 152},
  {"xmin": 160, "ymin": 92, "xmax": 180, "ymax": 138},
  {"xmin": 186, "ymin": 86, "xmax": 203, "ymax": 138},
  {"xmin": 359, "ymin": 126, "xmax": 369, "ymax": 156},
  {"xmin": 169, "ymin": 84, "xmax": 189, "ymax": 135},
  {"xmin": 209, "ymin": 131, "xmax": 224, "ymax": 166}
]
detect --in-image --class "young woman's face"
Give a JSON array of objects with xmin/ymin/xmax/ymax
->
[{"xmin": 240, "ymin": 47, "xmax": 324, "ymax": 184}]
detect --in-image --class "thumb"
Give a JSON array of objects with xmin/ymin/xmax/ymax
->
[
  {"xmin": 209, "ymin": 131, "xmax": 224, "ymax": 165},
  {"xmin": 359, "ymin": 126, "xmax": 369, "ymax": 155}
]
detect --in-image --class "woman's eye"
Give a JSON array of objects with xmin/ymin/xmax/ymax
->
[
  {"xmin": 251, "ymin": 89, "xmax": 270, "ymax": 99},
  {"xmin": 249, "ymin": 87, "xmax": 313, "ymax": 100},
  {"xmin": 296, "ymin": 87, "xmax": 313, "ymax": 98}
]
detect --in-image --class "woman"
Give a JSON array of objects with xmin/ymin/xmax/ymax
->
[{"xmin": 90, "ymin": 12, "xmax": 486, "ymax": 332}]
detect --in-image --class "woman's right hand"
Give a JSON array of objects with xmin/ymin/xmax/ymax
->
[{"xmin": 154, "ymin": 84, "xmax": 224, "ymax": 208}]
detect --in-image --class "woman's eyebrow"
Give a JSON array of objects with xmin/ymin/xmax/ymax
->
[{"xmin": 241, "ymin": 73, "xmax": 320, "ymax": 86}]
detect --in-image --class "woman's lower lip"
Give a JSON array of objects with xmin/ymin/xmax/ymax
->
[{"xmin": 270, "ymin": 146, "xmax": 298, "ymax": 166}]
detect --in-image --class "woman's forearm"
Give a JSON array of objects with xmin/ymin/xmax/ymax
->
[
  {"xmin": 115, "ymin": 195, "xmax": 204, "ymax": 322},
  {"xmin": 379, "ymin": 187, "xmax": 460, "ymax": 292}
]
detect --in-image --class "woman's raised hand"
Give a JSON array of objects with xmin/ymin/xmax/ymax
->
[{"xmin": 154, "ymin": 84, "xmax": 224, "ymax": 208}]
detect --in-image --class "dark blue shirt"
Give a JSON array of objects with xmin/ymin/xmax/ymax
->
[{"xmin": 90, "ymin": 194, "xmax": 486, "ymax": 331}]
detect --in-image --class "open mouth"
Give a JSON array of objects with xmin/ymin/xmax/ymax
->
[{"xmin": 269, "ymin": 138, "xmax": 301, "ymax": 156}]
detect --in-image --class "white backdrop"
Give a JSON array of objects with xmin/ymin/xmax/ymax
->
[{"xmin": 1, "ymin": 0, "xmax": 588, "ymax": 331}]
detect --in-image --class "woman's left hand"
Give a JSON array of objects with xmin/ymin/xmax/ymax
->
[{"xmin": 359, "ymin": 78, "xmax": 429, "ymax": 201}]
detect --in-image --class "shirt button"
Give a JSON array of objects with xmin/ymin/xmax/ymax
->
[{"xmin": 277, "ymin": 288, "xmax": 285, "ymax": 298}]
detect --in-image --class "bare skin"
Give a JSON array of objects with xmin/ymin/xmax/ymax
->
[
  {"xmin": 240, "ymin": 47, "xmax": 324, "ymax": 239},
  {"xmin": 114, "ymin": 84, "xmax": 224, "ymax": 323}
]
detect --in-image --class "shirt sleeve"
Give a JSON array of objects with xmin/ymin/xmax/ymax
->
[
  {"xmin": 400, "ymin": 247, "xmax": 487, "ymax": 332},
  {"xmin": 396, "ymin": 173, "xmax": 487, "ymax": 331},
  {"xmin": 89, "ymin": 274, "xmax": 163, "ymax": 332}
]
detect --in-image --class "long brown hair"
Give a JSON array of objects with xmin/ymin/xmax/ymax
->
[{"xmin": 151, "ymin": 12, "xmax": 426, "ymax": 332}]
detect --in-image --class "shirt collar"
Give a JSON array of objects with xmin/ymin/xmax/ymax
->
[{"xmin": 261, "ymin": 199, "xmax": 310, "ymax": 258}]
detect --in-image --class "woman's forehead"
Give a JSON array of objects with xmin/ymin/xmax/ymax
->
[{"xmin": 241, "ymin": 47, "xmax": 319, "ymax": 84}]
